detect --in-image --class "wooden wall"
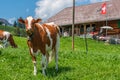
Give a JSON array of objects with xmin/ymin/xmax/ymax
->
[{"xmin": 60, "ymin": 20, "xmax": 120, "ymax": 36}]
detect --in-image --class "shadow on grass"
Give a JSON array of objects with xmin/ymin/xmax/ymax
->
[{"xmin": 38, "ymin": 66, "xmax": 73, "ymax": 77}]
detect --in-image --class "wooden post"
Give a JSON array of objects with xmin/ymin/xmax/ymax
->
[
  {"xmin": 84, "ymin": 24, "xmax": 88, "ymax": 54},
  {"xmin": 72, "ymin": 0, "xmax": 75, "ymax": 50}
]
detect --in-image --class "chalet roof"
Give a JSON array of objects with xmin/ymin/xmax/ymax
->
[{"xmin": 46, "ymin": 0, "xmax": 120, "ymax": 26}]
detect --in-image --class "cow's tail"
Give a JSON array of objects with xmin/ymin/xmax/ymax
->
[{"xmin": 56, "ymin": 25, "xmax": 62, "ymax": 37}]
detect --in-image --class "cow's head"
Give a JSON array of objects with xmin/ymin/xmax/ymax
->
[{"xmin": 18, "ymin": 16, "xmax": 42, "ymax": 36}]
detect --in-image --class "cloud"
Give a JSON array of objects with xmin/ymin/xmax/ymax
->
[
  {"xmin": 101, "ymin": 0, "xmax": 109, "ymax": 1},
  {"xmin": 90, "ymin": 0, "xmax": 109, "ymax": 3},
  {"xmin": 90, "ymin": 0, "xmax": 101, "ymax": 3},
  {"xmin": 35, "ymin": 0, "xmax": 73, "ymax": 21},
  {"xmin": 8, "ymin": 17, "xmax": 16, "ymax": 24},
  {"xmin": 35, "ymin": 0, "xmax": 110, "ymax": 21}
]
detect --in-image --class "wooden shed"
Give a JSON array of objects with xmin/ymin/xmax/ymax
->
[{"xmin": 46, "ymin": 0, "xmax": 120, "ymax": 38}]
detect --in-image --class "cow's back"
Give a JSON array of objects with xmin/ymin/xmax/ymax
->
[
  {"xmin": 43, "ymin": 23, "xmax": 59, "ymax": 36},
  {"xmin": 42, "ymin": 23, "xmax": 60, "ymax": 50}
]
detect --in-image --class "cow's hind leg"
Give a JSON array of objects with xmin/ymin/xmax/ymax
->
[
  {"xmin": 45, "ymin": 52, "xmax": 49, "ymax": 67},
  {"xmin": 52, "ymin": 48, "xmax": 58, "ymax": 71},
  {"xmin": 55, "ymin": 48, "xmax": 58, "ymax": 71},
  {"xmin": 41, "ymin": 54, "xmax": 47, "ymax": 75}
]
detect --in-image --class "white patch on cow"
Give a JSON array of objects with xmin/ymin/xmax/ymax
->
[
  {"xmin": 30, "ymin": 47, "xmax": 39, "ymax": 56},
  {"xmin": 33, "ymin": 61, "xmax": 36, "ymax": 63},
  {"xmin": 33, "ymin": 61, "xmax": 37, "ymax": 75},
  {"xmin": 34, "ymin": 64, "xmax": 37, "ymax": 75},
  {"xmin": 2, "ymin": 31, "xmax": 10, "ymax": 47},
  {"xmin": 45, "ymin": 22, "xmax": 54, "ymax": 26},
  {"xmin": 27, "ymin": 16, "xmax": 33, "ymax": 30},
  {"xmin": 45, "ymin": 27, "xmax": 53, "ymax": 51},
  {"xmin": 36, "ymin": 23, "xmax": 44, "ymax": 31},
  {"xmin": 3, "ymin": 31, "xmax": 10, "ymax": 40},
  {"xmin": 0, "ymin": 45, "xmax": 3, "ymax": 48},
  {"xmin": 56, "ymin": 33, "xmax": 60, "ymax": 50},
  {"xmin": 30, "ymin": 47, "xmax": 34, "ymax": 54},
  {"xmin": 31, "ymin": 48, "xmax": 38, "ymax": 75},
  {"xmin": 42, "ymin": 55, "xmax": 46, "ymax": 66}
]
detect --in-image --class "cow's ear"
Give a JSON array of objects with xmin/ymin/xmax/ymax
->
[
  {"xmin": 18, "ymin": 18, "xmax": 25, "ymax": 24},
  {"xmin": 35, "ymin": 18, "xmax": 42, "ymax": 23}
]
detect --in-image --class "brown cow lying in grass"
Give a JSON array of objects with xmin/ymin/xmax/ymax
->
[{"xmin": 0, "ymin": 30, "xmax": 17, "ymax": 48}]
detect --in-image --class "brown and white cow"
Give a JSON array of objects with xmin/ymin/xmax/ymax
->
[
  {"xmin": 18, "ymin": 16, "xmax": 60, "ymax": 75},
  {"xmin": 0, "ymin": 30, "xmax": 17, "ymax": 48}
]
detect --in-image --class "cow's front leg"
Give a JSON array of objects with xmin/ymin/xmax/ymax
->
[
  {"xmin": 28, "ymin": 41, "xmax": 37, "ymax": 75},
  {"xmin": 33, "ymin": 58, "xmax": 37, "ymax": 75},
  {"xmin": 31, "ymin": 55, "xmax": 37, "ymax": 75},
  {"xmin": 30, "ymin": 48, "xmax": 37, "ymax": 75}
]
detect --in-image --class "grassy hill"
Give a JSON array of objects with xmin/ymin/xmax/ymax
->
[
  {"xmin": 0, "ymin": 37, "xmax": 120, "ymax": 80},
  {"xmin": 0, "ymin": 25, "xmax": 26, "ymax": 37},
  {"xmin": 0, "ymin": 25, "xmax": 15, "ymax": 32}
]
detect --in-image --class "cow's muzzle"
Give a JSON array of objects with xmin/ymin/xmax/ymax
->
[{"xmin": 26, "ymin": 29, "xmax": 33, "ymax": 36}]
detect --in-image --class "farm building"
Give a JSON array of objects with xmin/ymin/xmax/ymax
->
[{"xmin": 46, "ymin": 0, "xmax": 120, "ymax": 38}]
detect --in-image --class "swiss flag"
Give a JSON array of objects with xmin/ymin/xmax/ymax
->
[{"xmin": 101, "ymin": 3, "xmax": 106, "ymax": 14}]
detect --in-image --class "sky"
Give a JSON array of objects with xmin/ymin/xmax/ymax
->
[{"xmin": 0, "ymin": 0, "xmax": 108, "ymax": 24}]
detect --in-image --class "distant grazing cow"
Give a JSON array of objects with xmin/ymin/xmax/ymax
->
[
  {"xmin": 18, "ymin": 16, "xmax": 60, "ymax": 75},
  {"xmin": 0, "ymin": 30, "xmax": 17, "ymax": 48}
]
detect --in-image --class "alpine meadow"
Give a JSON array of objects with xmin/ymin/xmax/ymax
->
[
  {"xmin": 1, "ymin": 0, "xmax": 120, "ymax": 80},
  {"xmin": 0, "ymin": 36, "xmax": 120, "ymax": 80}
]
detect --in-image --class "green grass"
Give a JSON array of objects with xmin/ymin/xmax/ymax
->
[{"xmin": 0, "ymin": 36, "xmax": 120, "ymax": 80}]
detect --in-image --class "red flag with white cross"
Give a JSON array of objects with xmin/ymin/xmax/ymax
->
[{"xmin": 101, "ymin": 3, "xmax": 106, "ymax": 14}]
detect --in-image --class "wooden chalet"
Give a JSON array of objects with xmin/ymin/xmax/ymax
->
[{"xmin": 46, "ymin": 0, "xmax": 120, "ymax": 38}]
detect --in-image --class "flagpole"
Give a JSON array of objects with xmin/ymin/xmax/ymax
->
[
  {"xmin": 101, "ymin": 2, "xmax": 107, "ymax": 36},
  {"xmin": 106, "ymin": 15, "xmax": 107, "ymax": 26},
  {"xmin": 106, "ymin": 1, "xmax": 107, "ymax": 26},
  {"xmin": 105, "ymin": 2, "xmax": 108, "ymax": 37},
  {"xmin": 106, "ymin": 12, "xmax": 108, "ymax": 37}
]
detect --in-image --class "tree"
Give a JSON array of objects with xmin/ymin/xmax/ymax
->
[
  {"xmin": 17, "ymin": 17, "xmax": 25, "ymax": 29},
  {"xmin": 14, "ymin": 27, "xmax": 21, "ymax": 36},
  {"xmin": 0, "ymin": 21, "xmax": 3, "ymax": 25},
  {"xmin": 13, "ymin": 21, "xmax": 17, "ymax": 27}
]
